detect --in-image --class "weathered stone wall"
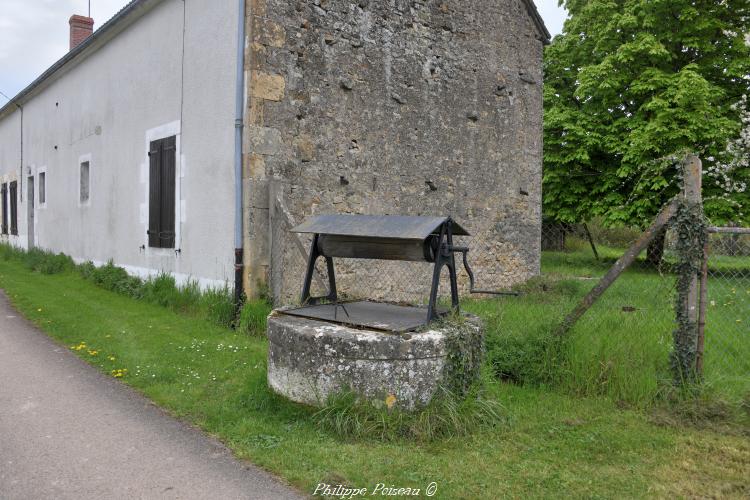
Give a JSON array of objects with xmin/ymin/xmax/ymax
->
[{"xmin": 244, "ymin": 0, "xmax": 545, "ymax": 303}]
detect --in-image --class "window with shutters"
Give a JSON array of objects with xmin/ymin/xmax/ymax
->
[
  {"xmin": 1, "ymin": 183, "xmax": 7, "ymax": 235},
  {"xmin": 9, "ymin": 181, "xmax": 18, "ymax": 235},
  {"xmin": 148, "ymin": 135, "xmax": 176, "ymax": 249},
  {"xmin": 80, "ymin": 161, "xmax": 90, "ymax": 204}
]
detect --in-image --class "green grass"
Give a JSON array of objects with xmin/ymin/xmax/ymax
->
[
  {"xmin": 1, "ymin": 257, "xmax": 748, "ymax": 498},
  {"xmin": 465, "ymin": 239, "xmax": 750, "ymax": 410}
]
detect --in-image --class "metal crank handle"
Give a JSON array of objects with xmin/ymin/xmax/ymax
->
[{"xmin": 449, "ymin": 245, "xmax": 520, "ymax": 296}]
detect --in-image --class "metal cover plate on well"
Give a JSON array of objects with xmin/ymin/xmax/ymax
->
[
  {"xmin": 290, "ymin": 214, "xmax": 469, "ymax": 240},
  {"xmin": 281, "ymin": 301, "xmax": 442, "ymax": 333}
]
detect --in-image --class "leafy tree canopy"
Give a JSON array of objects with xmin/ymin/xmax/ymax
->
[{"xmin": 544, "ymin": 0, "xmax": 750, "ymax": 227}]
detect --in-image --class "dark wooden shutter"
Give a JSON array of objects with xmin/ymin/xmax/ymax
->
[
  {"xmin": 160, "ymin": 136, "xmax": 176, "ymax": 248},
  {"xmin": 9, "ymin": 181, "xmax": 17, "ymax": 235},
  {"xmin": 1, "ymin": 183, "xmax": 7, "ymax": 235},
  {"xmin": 148, "ymin": 140, "xmax": 161, "ymax": 247},
  {"xmin": 147, "ymin": 136, "xmax": 176, "ymax": 248}
]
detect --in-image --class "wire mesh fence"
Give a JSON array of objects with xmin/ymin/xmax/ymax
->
[
  {"xmin": 536, "ymin": 223, "xmax": 680, "ymax": 405},
  {"xmin": 703, "ymin": 229, "xmax": 750, "ymax": 399},
  {"xmin": 273, "ymin": 235, "xmax": 537, "ymax": 305},
  {"xmin": 531, "ymin": 221, "xmax": 748, "ymax": 405}
]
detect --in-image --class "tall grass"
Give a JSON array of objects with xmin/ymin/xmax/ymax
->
[
  {"xmin": 236, "ymin": 298, "xmax": 273, "ymax": 336},
  {"xmin": 466, "ymin": 242, "xmax": 749, "ymax": 412},
  {"xmin": 79, "ymin": 260, "xmax": 144, "ymax": 297},
  {"xmin": 1, "ymin": 244, "xmax": 75, "ymax": 275},
  {"xmin": 312, "ymin": 385, "xmax": 506, "ymax": 442}
]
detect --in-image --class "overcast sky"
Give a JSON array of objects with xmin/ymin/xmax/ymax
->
[{"xmin": 0, "ymin": 0, "xmax": 568, "ymax": 103}]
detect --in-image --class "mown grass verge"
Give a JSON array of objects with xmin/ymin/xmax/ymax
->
[{"xmin": 1, "ymin": 256, "xmax": 748, "ymax": 498}]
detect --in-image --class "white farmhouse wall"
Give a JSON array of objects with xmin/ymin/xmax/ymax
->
[{"xmin": 0, "ymin": 0, "xmax": 239, "ymax": 289}]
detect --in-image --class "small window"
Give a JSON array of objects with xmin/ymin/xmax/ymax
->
[
  {"xmin": 1, "ymin": 183, "xmax": 7, "ymax": 234},
  {"xmin": 9, "ymin": 181, "xmax": 18, "ymax": 235},
  {"xmin": 39, "ymin": 172, "xmax": 46, "ymax": 204},
  {"xmin": 80, "ymin": 161, "xmax": 90, "ymax": 203}
]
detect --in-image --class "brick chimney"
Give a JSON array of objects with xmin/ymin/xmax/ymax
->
[{"xmin": 69, "ymin": 15, "xmax": 94, "ymax": 50}]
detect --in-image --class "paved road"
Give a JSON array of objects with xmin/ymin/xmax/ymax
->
[{"xmin": 0, "ymin": 291, "xmax": 302, "ymax": 500}]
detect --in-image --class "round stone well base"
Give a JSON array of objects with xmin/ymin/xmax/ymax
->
[{"xmin": 267, "ymin": 311, "xmax": 483, "ymax": 410}]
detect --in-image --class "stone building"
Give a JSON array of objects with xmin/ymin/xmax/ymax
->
[
  {"xmin": 0, "ymin": 0, "xmax": 547, "ymax": 301},
  {"xmin": 243, "ymin": 0, "xmax": 549, "ymax": 301}
]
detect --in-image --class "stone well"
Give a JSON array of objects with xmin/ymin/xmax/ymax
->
[{"xmin": 267, "ymin": 311, "xmax": 483, "ymax": 409}]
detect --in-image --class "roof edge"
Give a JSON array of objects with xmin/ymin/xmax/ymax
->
[
  {"xmin": 521, "ymin": 0, "xmax": 552, "ymax": 44},
  {"xmin": 0, "ymin": 0, "xmax": 161, "ymax": 118},
  {"xmin": 0, "ymin": 0, "xmax": 550, "ymax": 119}
]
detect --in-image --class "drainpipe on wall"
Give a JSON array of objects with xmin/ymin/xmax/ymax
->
[
  {"xmin": 233, "ymin": 0, "xmax": 246, "ymax": 305},
  {"xmin": 18, "ymin": 105, "xmax": 23, "ymax": 204},
  {"xmin": 19, "ymin": 106, "xmax": 23, "ymax": 201}
]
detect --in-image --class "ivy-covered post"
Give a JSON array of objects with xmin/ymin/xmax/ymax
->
[
  {"xmin": 685, "ymin": 156, "xmax": 702, "ymax": 326},
  {"xmin": 670, "ymin": 155, "xmax": 707, "ymax": 384}
]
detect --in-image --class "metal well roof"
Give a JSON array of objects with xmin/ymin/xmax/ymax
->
[{"xmin": 291, "ymin": 214, "xmax": 469, "ymax": 240}]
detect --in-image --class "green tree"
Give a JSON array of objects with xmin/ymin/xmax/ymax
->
[{"xmin": 543, "ymin": 0, "xmax": 750, "ymax": 229}]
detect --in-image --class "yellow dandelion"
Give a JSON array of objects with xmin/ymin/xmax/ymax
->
[
  {"xmin": 385, "ymin": 394, "xmax": 397, "ymax": 409},
  {"xmin": 37, "ymin": 308, "xmax": 42, "ymax": 312},
  {"xmin": 108, "ymin": 356, "xmax": 116, "ymax": 361},
  {"xmin": 87, "ymin": 350, "xmax": 98, "ymax": 356}
]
